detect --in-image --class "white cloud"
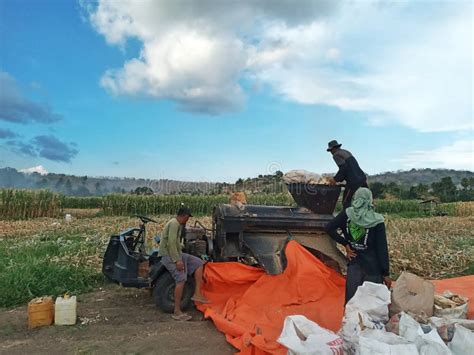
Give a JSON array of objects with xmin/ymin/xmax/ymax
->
[
  {"xmin": 100, "ymin": 28, "xmax": 246, "ymax": 114},
  {"xmin": 250, "ymin": 3, "xmax": 473, "ymax": 132},
  {"xmin": 19, "ymin": 165, "xmax": 49, "ymax": 175},
  {"xmin": 85, "ymin": 0, "xmax": 472, "ymax": 131},
  {"xmin": 396, "ymin": 140, "xmax": 474, "ymax": 170},
  {"xmin": 88, "ymin": 0, "xmax": 337, "ymax": 46},
  {"xmin": 85, "ymin": 0, "xmax": 339, "ymax": 114}
]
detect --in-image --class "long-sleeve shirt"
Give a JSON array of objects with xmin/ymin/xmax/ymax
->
[
  {"xmin": 333, "ymin": 148, "xmax": 367, "ymax": 189},
  {"xmin": 325, "ymin": 210, "xmax": 390, "ymax": 277},
  {"xmin": 158, "ymin": 217, "xmax": 183, "ymax": 262}
]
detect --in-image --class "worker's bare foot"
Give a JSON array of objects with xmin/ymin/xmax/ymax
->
[
  {"xmin": 172, "ymin": 313, "xmax": 192, "ymax": 321},
  {"xmin": 191, "ymin": 295, "xmax": 210, "ymax": 304}
]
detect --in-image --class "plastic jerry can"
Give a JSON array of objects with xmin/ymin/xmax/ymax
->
[
  {"xmin": 28, "ymin": 296, "xmax": 54, "ymax": 329},
  {"xmin": 54, "ymin": 295, "xmax": 77, "ymax": 325}
]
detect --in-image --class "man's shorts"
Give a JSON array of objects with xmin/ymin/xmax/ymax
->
[{"xmin": 161, "ymin": 253, "xmax": 204, "ymax": 284}]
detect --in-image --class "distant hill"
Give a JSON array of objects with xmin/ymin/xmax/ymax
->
[
  {"xmin": 0, "ymin": 167, "xmax": 218, "ymax": 196},
  {"xmin": 368, "ymin": 168, "xmax": 473, "ymax": 186},
  {"xmin": 0, "ymin": 167, "xmax": 472, "ymax": 196}
]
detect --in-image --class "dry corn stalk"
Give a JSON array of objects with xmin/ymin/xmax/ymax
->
[{"xmin": 434, "ymin": 293, "xmax": 467, "ymax": 309}]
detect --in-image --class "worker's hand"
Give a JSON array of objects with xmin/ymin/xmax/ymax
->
[
  {"xmin": 344, "ymin": 244, "xmax": 357, "ymax": 260},
  {"xmin": 383, "ymin": 276, "xmax": 392, "ymax": 289},
  {"xmin": 176, "ymin": 260, "xmax": 185, "ymax": 271}
]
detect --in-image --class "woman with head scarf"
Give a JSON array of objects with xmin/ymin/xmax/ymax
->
[{"xmin": 325, "ymin": 187, "xmax": 391, "ymax": 304}]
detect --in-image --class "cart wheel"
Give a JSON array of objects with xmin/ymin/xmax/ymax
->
[{"xmin": 153, "ymin": 272, "xmax": 195, "ymax": 313}]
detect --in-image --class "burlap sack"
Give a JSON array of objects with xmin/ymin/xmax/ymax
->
[
  {"xmin": 283, "ymin": 170, "xmax": 322, "ymax": 184},
  {"xmin": 390, "ymin": 272, "xmax": 435, "ymax": 317},
  {"xmin": 230, "ymin": 192, "xmax": 247, "ymax": 205}
]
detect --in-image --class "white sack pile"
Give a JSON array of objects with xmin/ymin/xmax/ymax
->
[{"xmin": 278, "ymin": 280, "xmax": 474, "ymax": 355}]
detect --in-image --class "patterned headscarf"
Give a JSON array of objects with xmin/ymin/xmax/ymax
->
[{"xmin": 346, "ymin": 187, "xmax": 384, "ymax": 228}]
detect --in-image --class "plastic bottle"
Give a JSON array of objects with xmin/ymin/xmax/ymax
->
[{"xmin": 54, "ymin": 294, "xmax": 77, "ymax": 325}]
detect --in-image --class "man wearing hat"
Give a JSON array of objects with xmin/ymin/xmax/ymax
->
[
  {"xmin": 327, "ymin": 140, "xmax": 368, "ymax": 209},
  {"xmin": 158, "ymin": 207, "xmax": 209, "ymax": 321}
]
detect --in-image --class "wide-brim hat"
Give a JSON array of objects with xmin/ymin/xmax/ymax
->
[{"xmin": 327, "ymin": 140, "xmax": 342, "ymax": 151}]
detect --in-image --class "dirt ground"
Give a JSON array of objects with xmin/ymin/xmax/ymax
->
[{"xmin": 0, "ymin": 284, "xmax": 235, "ymax": 355}]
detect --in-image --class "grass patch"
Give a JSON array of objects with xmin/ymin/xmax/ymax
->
[
  {"xmin": 0, "ymin": 233, "xmax": 104, "ymax": 308},
  {"xmin": 462, "ymin": 262, "xmax": 474, "ymax": 276},
  {"xmin": 453, "ymin": 236, "xmax": 474, "ymax": 277},
  {"xmin": 454, "ymin": 235, "xmax": 474, "ymax": 249}
]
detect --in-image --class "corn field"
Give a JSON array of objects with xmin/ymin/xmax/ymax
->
[
  {"xmin": 0, "ymin": 189, "xmax": 62, "ymax": 220},
  {"xmin": 102, "ymin": 193, "xmax": 294, "ymax": 216},
  {"xmin": 0, "ymin": 189, "xmax": 295, "ymax": 219},
  {"xmin": 61, "ymin": 196, "xmax": 103, "ymax": 209},
  {"xmin": 248, "ymin": 193, "xmax": 294, "ymax": 206},
  {"xmin": 446, "ymin": 201, "xmax": 474, "ymax": 217},
  {"xmin": 374, "ymin": 200, "xmax": 422, "ymax": 214},
  {"xmin": 1, "ymin": 188, "xmax": 473, "ymax": 220}
]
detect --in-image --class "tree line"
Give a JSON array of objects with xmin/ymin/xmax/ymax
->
[
  {"xmin": 369, "ymin": 177, "xmax": 474, "ymax": 202},
  {"xmin": 1, "ymin": 167, "xmax": 473, "ymax": 201}
]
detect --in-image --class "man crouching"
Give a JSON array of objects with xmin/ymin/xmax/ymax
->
[{"xmin": 158, "ymin": 207, "xmax": 209, "ymax": 321}]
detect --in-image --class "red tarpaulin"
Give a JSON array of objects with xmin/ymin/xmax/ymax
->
[{"xmin": 197, "ymin": 240, "xmax": 474, "ymax": 354}]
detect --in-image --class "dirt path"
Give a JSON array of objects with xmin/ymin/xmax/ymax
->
[{"xmin": 0, "ymin": 284, "xmax": 234, "ymax": 355}]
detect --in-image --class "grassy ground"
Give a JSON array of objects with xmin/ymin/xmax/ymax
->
[
  {"xmin": 0, "ymin": 215, "xmax": 210, "ymax": 308},
  {"xmin": 0, "ymin": 233, "xmax": 102, "ymax": 307},
  {"xmin": 0, "ymin": 213, "xmax": 472, "ymax": 308}
]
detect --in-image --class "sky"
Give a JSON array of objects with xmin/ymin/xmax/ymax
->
[{"xmin": 0, "ymin": 0, "xmax": 472, "ymax": 182}]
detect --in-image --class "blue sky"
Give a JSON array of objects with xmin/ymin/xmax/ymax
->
[{"xmin": 0, "ymin": 0, "xmax": 472, "ymax": 182}]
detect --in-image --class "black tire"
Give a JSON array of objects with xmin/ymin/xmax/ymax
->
[{"xmin": 153, "ymin": 272, "xmax": 195, "ymax": 313}]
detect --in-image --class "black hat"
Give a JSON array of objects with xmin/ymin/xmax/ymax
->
[
  {"xmin": 327, "ymin": 140, "xmax": 342, "ymax": 151},
  {"xmin": 177, "ymin": 206, "xmax": 193, "ymax": 217}
]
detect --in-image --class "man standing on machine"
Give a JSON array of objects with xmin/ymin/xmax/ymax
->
[{"xmin": 327, "ymin": 140, "xmax": 368, "ymax": 209}]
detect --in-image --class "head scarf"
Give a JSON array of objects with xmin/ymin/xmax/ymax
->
[{"xmin": 346, "ymin": 187, "xmax": 384, "ymax": 228}]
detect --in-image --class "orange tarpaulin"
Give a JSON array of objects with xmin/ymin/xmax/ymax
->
[
  {"xmin": 197, "ymin": 241, "xmax": 346, "ymax": 354},
  {"xmin": 197, "ymin": 240, "xmax": 474, "ymax": 354}
]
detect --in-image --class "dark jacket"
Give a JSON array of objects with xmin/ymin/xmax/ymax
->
[
  {"xmin": 325, "ymin": 210, "xmax": 390, "ymax": 277},
  {"xmin": 333, "ymin": 148, "xmax": 367, "ymax": 189}
]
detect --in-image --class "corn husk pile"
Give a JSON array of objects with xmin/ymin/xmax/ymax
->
[
  {"xmin": 434, "ymin": 292, "xmax": 467, "ymax": 309},
  {"xmin": 283, "ymin": 170, "xmax": 332, "ymax": 185},
  {"xmin": 433, "ymin": 291, "xmax": 469, "ymax": 320},
  {"xmin": 30, "ymin": 296, "xmax": 52, "ymax": 304}
]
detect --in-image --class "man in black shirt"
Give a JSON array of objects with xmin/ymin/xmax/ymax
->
[{"xmin": 327, "ymin": 140, "xmax": 368, "ymax": 209}]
